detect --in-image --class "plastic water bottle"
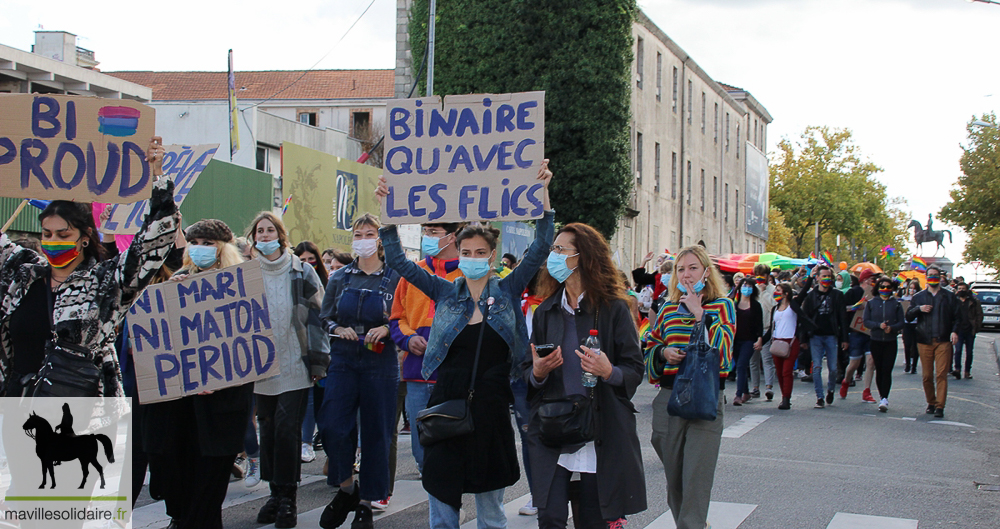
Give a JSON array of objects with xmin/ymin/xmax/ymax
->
[{"xmin": 582, "ymin": 329, "xmax": 601, "ymax": 387}]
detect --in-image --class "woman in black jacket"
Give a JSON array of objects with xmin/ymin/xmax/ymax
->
[
  {"xmin": 524, "ymin": 222, "xmax": 646, "ymax": 529},
  {"xmin": 731, "ymin": 278, "xmax": 763, "ymax": 406},
  {"xmin": 862, "ymin": 276, "xmax": 905, "ymax": 413}
]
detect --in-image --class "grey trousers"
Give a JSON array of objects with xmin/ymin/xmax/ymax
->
[
  {"xmin": 751, "ymin": 339, "xmax": 777, "ymax": 390},
  {"xmin": 651, "ymin": 387, "xmax": 724, "ymax": 529}
]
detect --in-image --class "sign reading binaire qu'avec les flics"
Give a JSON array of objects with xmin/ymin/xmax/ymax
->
[
  {"xmin": 381, "ymin": 91, "xmax": 546, "ymax": 224},
  {"xmin": 0, "ymin": 94, "xmax": 156, "ymax": 203}
]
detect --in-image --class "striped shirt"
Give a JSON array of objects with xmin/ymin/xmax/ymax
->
[{"xmin": 643, "ymin": 298, "xmax": 735, "ymax": 383}]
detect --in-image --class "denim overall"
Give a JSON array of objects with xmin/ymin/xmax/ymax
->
[{"xmin": 320, "ymin": 268, "xmax": 399, "ymax": 501}]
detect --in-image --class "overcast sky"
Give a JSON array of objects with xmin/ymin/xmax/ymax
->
[{"xmin": 2, "ymin": 0, "xmax": 997, "ymax": 279}]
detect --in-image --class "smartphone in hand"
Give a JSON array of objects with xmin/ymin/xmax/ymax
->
[{"xmin": 535, "ymin": 344, "xmax": 557, "ymax": 358}]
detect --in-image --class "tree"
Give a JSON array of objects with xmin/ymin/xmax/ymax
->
[
  {"xmin": 408, "ymin": 0, "xmax": 636, "ymax": 237},
  {"xmin": 940, "ymin": 113, "xmax": 1000, "ymax": 276},
  {"xmin": 770, "ymin": 126, "xmax": 906, "ymax": 265},
  {"xmin": 766, "ymin": 206, "xmax": 793, "ymax": 256}
]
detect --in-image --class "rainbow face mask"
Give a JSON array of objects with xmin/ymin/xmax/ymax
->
[
  {"xmin": 818, "ymin": 276, "xmax": 834, "ymax": 288},
  {"xmin": 40, "ymin": 240, "xmax": 80, "ymax": 268},
  {"xmin": 926, "ymin": 276, "xmax": 941, "ymax": 287},
  {"xmin": 773, "ymin": 291, "xmax": 783, "ymax": 302},
  {"xmin": 879, "ymin": 288, "xmax": 892, "ymax": 299}
]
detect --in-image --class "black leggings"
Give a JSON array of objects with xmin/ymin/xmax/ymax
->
[
  {"xmin": 902, "ymin": 323, "xmax": 919, "ymax": 370},
  {"xmin": 869, "ymin": 340, "xmax": 898, "ymax": 399}
]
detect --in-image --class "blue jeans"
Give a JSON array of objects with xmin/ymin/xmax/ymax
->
[
  {"xmin": 301, "ymin": 385, "xmax": 323, "ymax": 445},
  {"xmin": 848, "ymin": 332, "xmax": 870, "ymax": 360},
  {"xmin": 954, "ymin": 331, "xmax": 975, "ymax": 372},
  {"xmin": 734, "ymin": 340, "xmax": 755, "ymax": 397},
  {"xmin": 245, "ymin": 394, "xmax": 259, "ymax": 458},
  {"xmin": 510, "ymin": 378, "xmax": 533, "ymax": 496},
  {"xmin": 405, "ymin": 381, "xmax": 434, "ymax": 473},
  {"xmin": 810, "ymin": 335, "xmax": 840, "ymax": 398},
  {"xmin": 429, "ymin": 489, "xmax": 506, "ymax": 529},
  {"xmin": 321, "ymin": 342, "xmax": 399, "ymax": 501}
]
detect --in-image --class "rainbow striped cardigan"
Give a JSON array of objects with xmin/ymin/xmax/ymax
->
[{"xmin": 643, "ymin": 297, "xmax": 735, "ymax": 383}]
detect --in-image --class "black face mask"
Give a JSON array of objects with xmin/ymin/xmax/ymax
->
[{"xmin": 958, "ymin": 291, "xmax": 970, "ymax": 298}]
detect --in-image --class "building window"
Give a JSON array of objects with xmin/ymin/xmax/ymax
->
[
  {"xmin": 713, "ymin": 176, "xmax": 718, "ymax": 218},
  {"xmin": 701, "ymin": 92, "xmax": 706, "ymax": 134},
  {"xmin": 725, "ymin": 112, "xmax": 730, "ymax": 153},
  {"xmin": 636, "ymin": 37, "xmax": 644, "ymax": 89},
  {"xmin": 656, "ymin": 52, "xmax": 662, "ymax": 101},
  {"xmin": 351, "ymin": 111, "xmax": 371, "ymax": 138},
  {"xmin": 654, "ymin": 143, "xmax": 661, "ymax": 193},
  {"xmin": 672, "ymin": 67, "xmax": 678, "ymax": 113},
  {"xmin": 671, "ymin": 152, "xmax": 678, "ymax": 199},
  {"xmin": 736, "ymin": 123, "xmax": 740, "ymax": 158},
  {"xmin": 735, "ymin": 189, "xmax": 740, "ymax": 227},
  {"xmin": 687, "ymin": 79, "xmax": 693, "ymax": 124},
  {"xmin": 725, "ymin": 183, "xmax": 729, "ymax": 223},
  {"xmin": 700, "ymin": 169, "xmax": 705, "ymax": 212},
  {"xmin": 256, "ymin": 146, "xmax": 270, "ymax": 172},
  {"xmin": 686, "ymin": 161, "xmax": 692, "ymax": 205},
  {"xmin": 636, "ymin": 132, "xmax": 643, "ymax": 185},
  {"xmin": 714, "ymin": 103, "xmax": 718, "ymax": 143},
  {"xmin": 298, "ymin": 111, "xmax": 317, "ymax": 126},
  {"xmin": 754, "ymin": 118, "xmax": 758, "ymax": 146}
]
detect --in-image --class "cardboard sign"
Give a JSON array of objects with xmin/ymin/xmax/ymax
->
[
  {"xmin": 281, "ymin": 142, "xmax": 382, "ymax": 252},
  {"xmin": 849, "ymin": 299, "xmax": 911, "ymax": 335},
  {"xmin": 100, "ymin": 144, "xmax": 219, "ymax": 234},
  {"xmin": 381, "ymin": 91, "xmax": 546, "ymax": 223},
  {"xmin": 0, "ymin": 94, "xmax": 156, "ymax": 202},
  {"xmin": 129, "ymin": 262, "xmax": 278, "ymax": 403}
]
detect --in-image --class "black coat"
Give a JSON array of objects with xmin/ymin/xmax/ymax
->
[
  {"xmin": 522, "ymin": 290, "xmax": 647, "ymax": 520},
  {"xmin": 906, "ymin": 288, "xmax": 960, "ymax": 344},
  {"xmin": 141, "ymin": 384, "xmax": 253, "ymax": 457}
]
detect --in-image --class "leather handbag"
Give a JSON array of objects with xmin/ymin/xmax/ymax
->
[
  {"xmin": 29, "ymin": 281, "xmax": 102, "ymax": 398},
  {"xmin": 416, "ymin": 317, "xmax": 487, "ymax": 446},
  {"xmin": 667, "ymin": 315, "xmax": 720, "ymax": 421},
  {"xmin": 769, "ymin": 338, "xmax": 791, "ymax": 358},
  {"xmin": 537, "ymin": 391, "xmax": 594, "ymax": 447}
]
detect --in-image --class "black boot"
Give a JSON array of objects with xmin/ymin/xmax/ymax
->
[
  {"xmin": 777, "ymin": 397, "xmax": 791, "ymax": 410},
  {"xmin": 320, "ymin": 481, "xmax": 360, "ymax": 529},
  {"xmin": 275, "ymin": 485, "xmax": 298, "ymax": 528},
  {"xmin": 257, "ymin": 483, "xmax": 281, "ymax": 524},
  {"xmin": 350, "ymin": 504, "xmax": 374, "ymax": 529}
]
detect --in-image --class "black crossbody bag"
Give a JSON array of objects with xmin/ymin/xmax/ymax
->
[
  {"xmin": 536, "ymin": 308, "xmax": 598, "ymax": 448},
  {"xmin": 415, "ymin": 315, "xmax": 487, "ymax": 446},
  {"xmin": 28, "ymin": 276, "xmax": 102, "ymax": 398}
]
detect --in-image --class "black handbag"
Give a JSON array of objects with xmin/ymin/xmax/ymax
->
[
  {"xmin": 536, "ymin": 308, "xmax": 598, "ymax": 447},
  {"xmin": 28, "ymin": 278, "xmax": 102, "ymax": 398},
  {"xmin": 415, "ymin": 317, "xmax": 487, "ymax": 446},
  {"xmin": 667, "ymin": 314, "xmax": 720, "ymax": 421}
]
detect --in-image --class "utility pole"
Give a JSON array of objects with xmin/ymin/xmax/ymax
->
[
  {"xmin": 814, "ymin": 221, "xmax": 820, "ymax": 256},
  {"xmin": 426, "ymin": 0, "xmax": 436, "ymax": 97}
]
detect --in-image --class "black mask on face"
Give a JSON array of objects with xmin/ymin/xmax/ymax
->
[{"xmin": 958, "ymin": 291, "xmax": 970, "ymax": 298}]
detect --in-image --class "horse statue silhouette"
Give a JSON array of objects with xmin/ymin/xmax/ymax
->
[
  {"xmin": 22, "ymin": 407, "xmax": 115, "ymax": 490},
  {"xmin": 908, "ymin": 216, "xmax": 952, "ymax": 255}
]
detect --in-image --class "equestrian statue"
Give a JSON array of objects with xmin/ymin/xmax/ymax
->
[{"xmin": 908, "ymin": 214, "xmax": 952, "ymax": 255}]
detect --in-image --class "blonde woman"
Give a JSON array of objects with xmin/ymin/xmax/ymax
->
[
  {"xmin": 645, "ymin": 245, "xmax": 735, "ymax": 529},
  {"xmin": 247, "ymin": 212, "xmax": 330, "ymax": 528},
  {"xmin": 174, "ymin": 219, "xmax": 245, "ymax": 276}
]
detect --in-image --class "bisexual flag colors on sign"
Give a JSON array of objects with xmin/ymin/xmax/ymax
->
[{"xmin": 97, "ymin": 106, "xmax": 142, "ymax": 137}]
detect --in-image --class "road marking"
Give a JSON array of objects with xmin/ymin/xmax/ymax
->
[
  {"xmin": 256, "ymin": 479, "xmax": 426, "ymax": 529},
  {"xmin": 827, "ymin": 512, "xmax": 918, "ymax": 529},
  {"xmin": 134, "ymin": 474, "xmax": 326, "ymax": 529},
  {"xmin": 929, "ymin": 420, "xmax": 975, "ymax": 428},
  {"xmin": 722, "ymin": 414, "xmax": 770, "ymax": 438},
  {"xmin": 644, "ymin": 501, "xmax": 756, "ymax": 529}
]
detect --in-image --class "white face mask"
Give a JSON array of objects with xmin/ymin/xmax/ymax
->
[{"xmin": 352, "ymin": 238, "xmax": 379, "ymax": 258}]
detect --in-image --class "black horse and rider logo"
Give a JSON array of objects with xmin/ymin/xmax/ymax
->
[{"xmin": 21, "ymin": 403, "xmax": 115, "ymax": 489}]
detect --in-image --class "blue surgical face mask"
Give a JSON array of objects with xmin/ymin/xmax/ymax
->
[
  {"xmin": 547, "ymin": 251, "xmax": 579, "ymax": 283},
  {"xmin": 458, "ymin": 256, "xmax": 492, "ymax": 280},
  {"xmin": 422, "ymin": 235, "xmax": 449, "ymax": 257},
  {"xmin": 740, "ymin": 286, "xmax": 753, "ymax": 297},
  {"xmin": 255, "ymin": 239, "xmax": 281, "ymax": 256},
  {"xmin": 660, "ymin": 273, "xmax": 671, "ymax": 287},
  {"xmin": 677, "ymin": 272, "xmax": 707, "ymax": 294},
  {"xmin": 189, "ymin": 245, "xmax": 218, "ymax": 269}
]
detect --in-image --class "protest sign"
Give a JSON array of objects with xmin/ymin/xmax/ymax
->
[
  {"xmin": 0, "ymin": 94, "xmax": 156, "ymax": 202},
  {"xmin": 100, "ymin": 144, "xmax": 219, "ymax": 234},
  {"xmin": 281, "ymin": 142, "xmax": 382, "ymax": 252},
  {"xmin": 381, "ymin": 91, "xmax": 546, "ymax": 223},
  {"xmin": 849, "ymin": 304, "xmax": 869, "ymax": 335},
  {"xmin": 129, "ymin": 261, "xmax": 278, "ymax": 403}
]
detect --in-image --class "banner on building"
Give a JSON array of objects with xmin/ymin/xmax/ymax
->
[
  {"xmin": 228, "ymin": 49, "xmax": 240, "ymax": 159},
  {"xmin": 745, "ymin": 142, "xmax": 769, "ymax": 240},
  {"xmin": 502, "ymin": 221, "xmax": 535, "ymax": 263},
  {"xmin": 381, "ymin": 91, "xmax": 546, "ymax": 224},
  {"xmin": 281, "ymin": 142, "xmax": 382, "ymax": 252},
  {"xmin": 100, "ymin": 144, "xmax": 219, "ymax": 234},
  {"xmin": 129, "ymin": 261, "xmax": 278, "ymax": 403},
  {"xmin": 0, "ymin": 94, "xmax": 156, "ymax": 202}
]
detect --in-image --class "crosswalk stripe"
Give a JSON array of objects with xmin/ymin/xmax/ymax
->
[
  {"xmin": 721, "ymin": 415, "xmax": 770, "ymax": 438},
  {"xmin": 133, "ymin": 474, "xmax": 326, "ymax": 529},
  {"xmin": 643, "ymin": 501, "xmax": 756, "ymax": 529},
  {"xmin": 255, "ymin": 480, "xmax": 426, "ymax": 529},
  {"xmin": 827, "ymin": 512, "xmax": 918, "ymax": 529}
]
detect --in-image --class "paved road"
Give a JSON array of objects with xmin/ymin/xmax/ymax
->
[{"xmin": 134, "ymin": 331, "xmax": 1000, "ymax": 529}]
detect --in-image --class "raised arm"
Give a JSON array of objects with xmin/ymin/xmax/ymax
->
[
  {"xmin": 380, "ymin": 224, "xmax": 452, "ymax": 301},
  {"xmin": 502, "ymin": 209, "xmax": 554, "ymax": 294}
]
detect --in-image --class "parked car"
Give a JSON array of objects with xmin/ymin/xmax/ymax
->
[{"xmin": 971, "ymin": 282, "xmax": 1000, "ymax": 330}]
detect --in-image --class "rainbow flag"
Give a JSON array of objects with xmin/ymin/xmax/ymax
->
[
  {"xmin": 911, "ymin": 256, "xmax": 927, "ymax": 272},
  {"xmin": 809, "ymin": 252, "xmax": 817, "ymax": 260},
  {"xmin": 821, "ymin": 251, "xmax": 833, "ymax": 266},
  {"xmin": 281, "ymin": 195, "xmax": 293, "ymax": 216},
  {"xmin": 638, "ymin": 318, "xmax": 651, "ymax": 343},
  {"xmin": 847, "ymin": 298, "xmax": 866, "ymax": 312}
]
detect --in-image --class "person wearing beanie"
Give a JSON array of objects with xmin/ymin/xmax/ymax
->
[{"xmin": 175, "ymin": 219, "xmax": 244, "ymax": 276}]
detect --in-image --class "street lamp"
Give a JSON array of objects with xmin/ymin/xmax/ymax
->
[
  {"xmin": 972, "ymin": 119, "xmax": 996, "ymax": 128},
  {"xmin": 968, "ymin": 0, "xmax": 1000, "ymax": 5}
]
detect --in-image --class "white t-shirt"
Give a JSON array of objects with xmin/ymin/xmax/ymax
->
[{"xmin": 772, "ymin": 305, "xmax": 798, "ymax": 340}]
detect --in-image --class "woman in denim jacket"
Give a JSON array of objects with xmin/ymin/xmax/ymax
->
[{"xmin": 375, "ymin": 163, "xmax": 553, "ymax": 529}]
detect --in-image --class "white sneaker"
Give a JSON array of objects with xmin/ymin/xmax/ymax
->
[
  {"xmin": 878, "ymin": 398, "xmax": 888, "ymax": 413},
  {"xmin": 244, "ymin": 457, "xmax": 261, "ymax": 488},
  {"xmin": 301, "ymin": 443, "xmax": 316, "ymax": 463},
  {"xmin": 518, "ymin": 499, "xmax": 537, "ymax": 516}
]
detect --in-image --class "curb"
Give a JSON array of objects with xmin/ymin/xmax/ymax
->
[{"xmin": 992, "ymin": 338, "xmax": 999, "ymax": 375}]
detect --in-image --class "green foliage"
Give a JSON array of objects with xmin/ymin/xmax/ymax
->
[
  {"xmin": 409, "ymin": 0, "xmax": 636, "ymax": 237},
  {"xmin": 766, "ymin": 206, "xmax": 793, "ymax": 257},
  {"xmin": 940, "ymin": 114, "xmax": 1000, "ymax": 276},
  {"xmin": 769, "ymin": 126, "xmax": 909, "ymax": 268}
]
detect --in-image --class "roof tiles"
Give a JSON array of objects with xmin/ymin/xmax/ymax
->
[{"xmin": 104, "ymin": 70, "xmax": 394, "ymax": 101}]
